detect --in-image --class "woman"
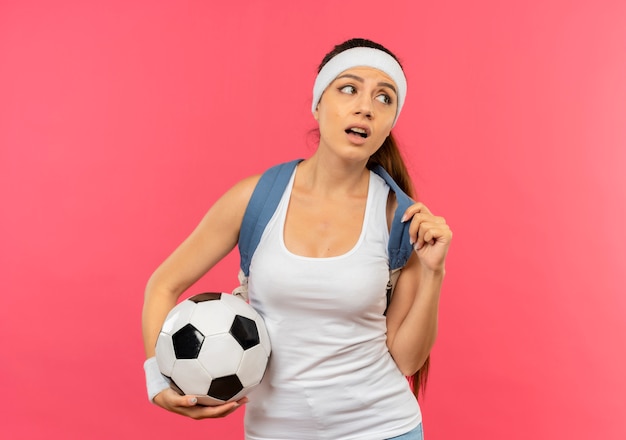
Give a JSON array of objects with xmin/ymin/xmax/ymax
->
[{"xmin": 142, "ymin": 38, "xmax": 452, "ymax": 440}]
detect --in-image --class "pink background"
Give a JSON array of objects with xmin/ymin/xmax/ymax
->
[{"xmin": 2, "ymin": 0, "xmax": 625, "ymax": 438}]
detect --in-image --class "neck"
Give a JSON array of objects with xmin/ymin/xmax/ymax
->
[{"xmin": 297, "ymin": 153, "xmax": 370, "ymax": 197}]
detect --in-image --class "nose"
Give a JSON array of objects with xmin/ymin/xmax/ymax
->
[{"xmin": 354, "ymin": 94, "xmax": 373, "ymax": 119}]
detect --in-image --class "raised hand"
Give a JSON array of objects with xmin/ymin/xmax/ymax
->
[{"xmin": 402, "ymin": 202, "xmax": 452, "ymax": 273}]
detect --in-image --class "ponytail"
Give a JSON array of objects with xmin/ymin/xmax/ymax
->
[{"xmin": 367, "ymin": 133, "xmax": 415, "ymax": 199}]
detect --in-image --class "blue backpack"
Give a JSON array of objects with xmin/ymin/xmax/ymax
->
[{"xmin": 233, "ymin": 159, "xmax": 415, "ymax": 308}]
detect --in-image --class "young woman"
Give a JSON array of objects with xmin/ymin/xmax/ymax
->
[{"xmin": 142, "ymin": 38, "xmax": 452, "ymax": 440}]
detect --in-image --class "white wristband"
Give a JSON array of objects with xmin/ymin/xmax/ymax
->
[{"xmin": 144, "ymin": 357, "xmax": 171, "ymax": 403}]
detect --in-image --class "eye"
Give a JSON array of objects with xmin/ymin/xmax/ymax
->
[
  {"xmin": 376, "ymin": 93, "xmax": 392, "ymax": 105},
  {"xmin": 339, "ymin": 85, "xmax": 357, "ymax": 95}
]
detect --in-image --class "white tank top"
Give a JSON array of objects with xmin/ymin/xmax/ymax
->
[{"xmin": 245, "ymin": 169, "xmax": 421, "ymax": 440}]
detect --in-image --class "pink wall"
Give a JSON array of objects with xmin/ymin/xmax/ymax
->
[{"xmin": 2, "ymin": 1, "xmax": 625, "ymax": 438}]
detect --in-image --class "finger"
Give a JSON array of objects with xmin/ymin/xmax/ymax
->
[
  {"xmin": 415, "ymin": 223, "xmax": 452, "ymax": 250},
  {"xmin": 408, "ymin": 215, "xmax": 446, "ymax": 246},
  {"xmin": 180, "ymin": 399, "xmax": 244, "ymax": 420},
  {"xmin": 204, "ymin": 397, "xmax": 249, "ymax": 417},
  {"xmin": 153, "ymin": 388, "xmax": 185, "ymax": 409},
  {"xmin": 161, "ymin": 391, "xmax": 199, "ymax": 408},
  {"xmin": 421, "ymin": 229, "xmax": 436, "ymax": 248},
  {"xmin": 414, "ymin": 222, "xmax": 434, "ymax": 250},
  {"xmin": 204, "ymin": 401, "xmax": 241, "ymax": 417},
  {"xmin": 183, "ymin": 396, "xmax": 199, "ymax": 407},
  {"xmin": 154, "ymin": 390, "xmax": 200, "ymax": 414},
  {"xmin": 401, "ymin": 202, "xmax": 432, "ymax": 222}
]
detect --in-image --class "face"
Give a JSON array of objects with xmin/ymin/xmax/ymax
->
[{"xmin": 314, "ymin": 66, "xmax": 398, "ymax": 162}]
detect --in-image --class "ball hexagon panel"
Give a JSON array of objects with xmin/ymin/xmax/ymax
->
[
  {"xmin": 197, "ymin": 333, "xmax": 244, "ymax": 379},
  {"xmin": 155, "ymin": 332, "xmax": 177, "ymax": 377},
  {"xmin": 170, "ymin": 359, "xmax": 214, "ymax": 397},
  {"xmin": 230, "ymin": 315, "xmax": 260, "ymax": 350},
  {"xmin": 237, "ymin": 344, "xmax": 269, "ymax": 387},
  {"xmin": 190, "ymin": 300, "xmax": 236, "ymax": 339}
]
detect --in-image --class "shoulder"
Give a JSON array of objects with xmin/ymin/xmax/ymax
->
[
  {"xmin": 225, "ymin": 160, "xmax": 301, "ymax": 214},
  {"xmin": 227, "ymin": 174, "xmax": 262, "ymax": 205},
  {"xmin": 205, "ymin": 173, "xmax": 262, "ymax": 229}
]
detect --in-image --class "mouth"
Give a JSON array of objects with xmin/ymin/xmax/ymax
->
[{"xmin": 345, "ymin": 126, "xmax": 369, "ymax": 139}]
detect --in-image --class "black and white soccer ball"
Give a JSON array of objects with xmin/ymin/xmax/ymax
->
[{"xmin": 155, "ymin": 292, "xmax": 271, "ymax": 406}]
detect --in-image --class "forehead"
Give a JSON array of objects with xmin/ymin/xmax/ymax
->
[{"xmin": 334, "ymin": 66, "xmax": 397, "ymax": 89}]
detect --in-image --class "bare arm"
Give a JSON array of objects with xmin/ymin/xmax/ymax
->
[
  {"xmin": 385, "ymin": 255, "xmax": 443, "ymax": 376},
  {"xmin": 385, "ymin": 202, "xmax": 452, "ymax": 376},
  {"xmin": 142, "ymin": 174, "xmax": 260, "ymax": 358}
]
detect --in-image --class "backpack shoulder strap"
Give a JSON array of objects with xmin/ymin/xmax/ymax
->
[
  {"xmin": 238, "ymin": 161, "xmax": 414, "ymax": 275},
  {"xmin": 238, "ymin": 159, "xmax": 303, "ymax": 276},
  {"xmin": 371, "ymin": 164, "xmax": 415, "ymax": 270}
]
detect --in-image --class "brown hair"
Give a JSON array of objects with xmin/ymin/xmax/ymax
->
[{"xmin": 318, "ymin": 38, "xmax": 428, "ymax": 398}]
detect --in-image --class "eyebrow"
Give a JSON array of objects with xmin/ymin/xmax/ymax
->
[{"xmin": 335, "ymin": 73, "xmax": 397, "ymax": 96}]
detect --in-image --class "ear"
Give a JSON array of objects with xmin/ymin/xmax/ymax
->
[{"xmin": 313, "ymin": 106, "xmax": 319, "ymax": 121}]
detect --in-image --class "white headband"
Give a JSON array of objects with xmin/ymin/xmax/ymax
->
[{"xmin": 312, "ymin": 47, "xmax": 407, "ymax": 127}]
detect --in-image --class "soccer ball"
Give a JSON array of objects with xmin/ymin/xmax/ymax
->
[{"xmin": 155, "ymin": 292, "xmax": 271, "ymax": 406}]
